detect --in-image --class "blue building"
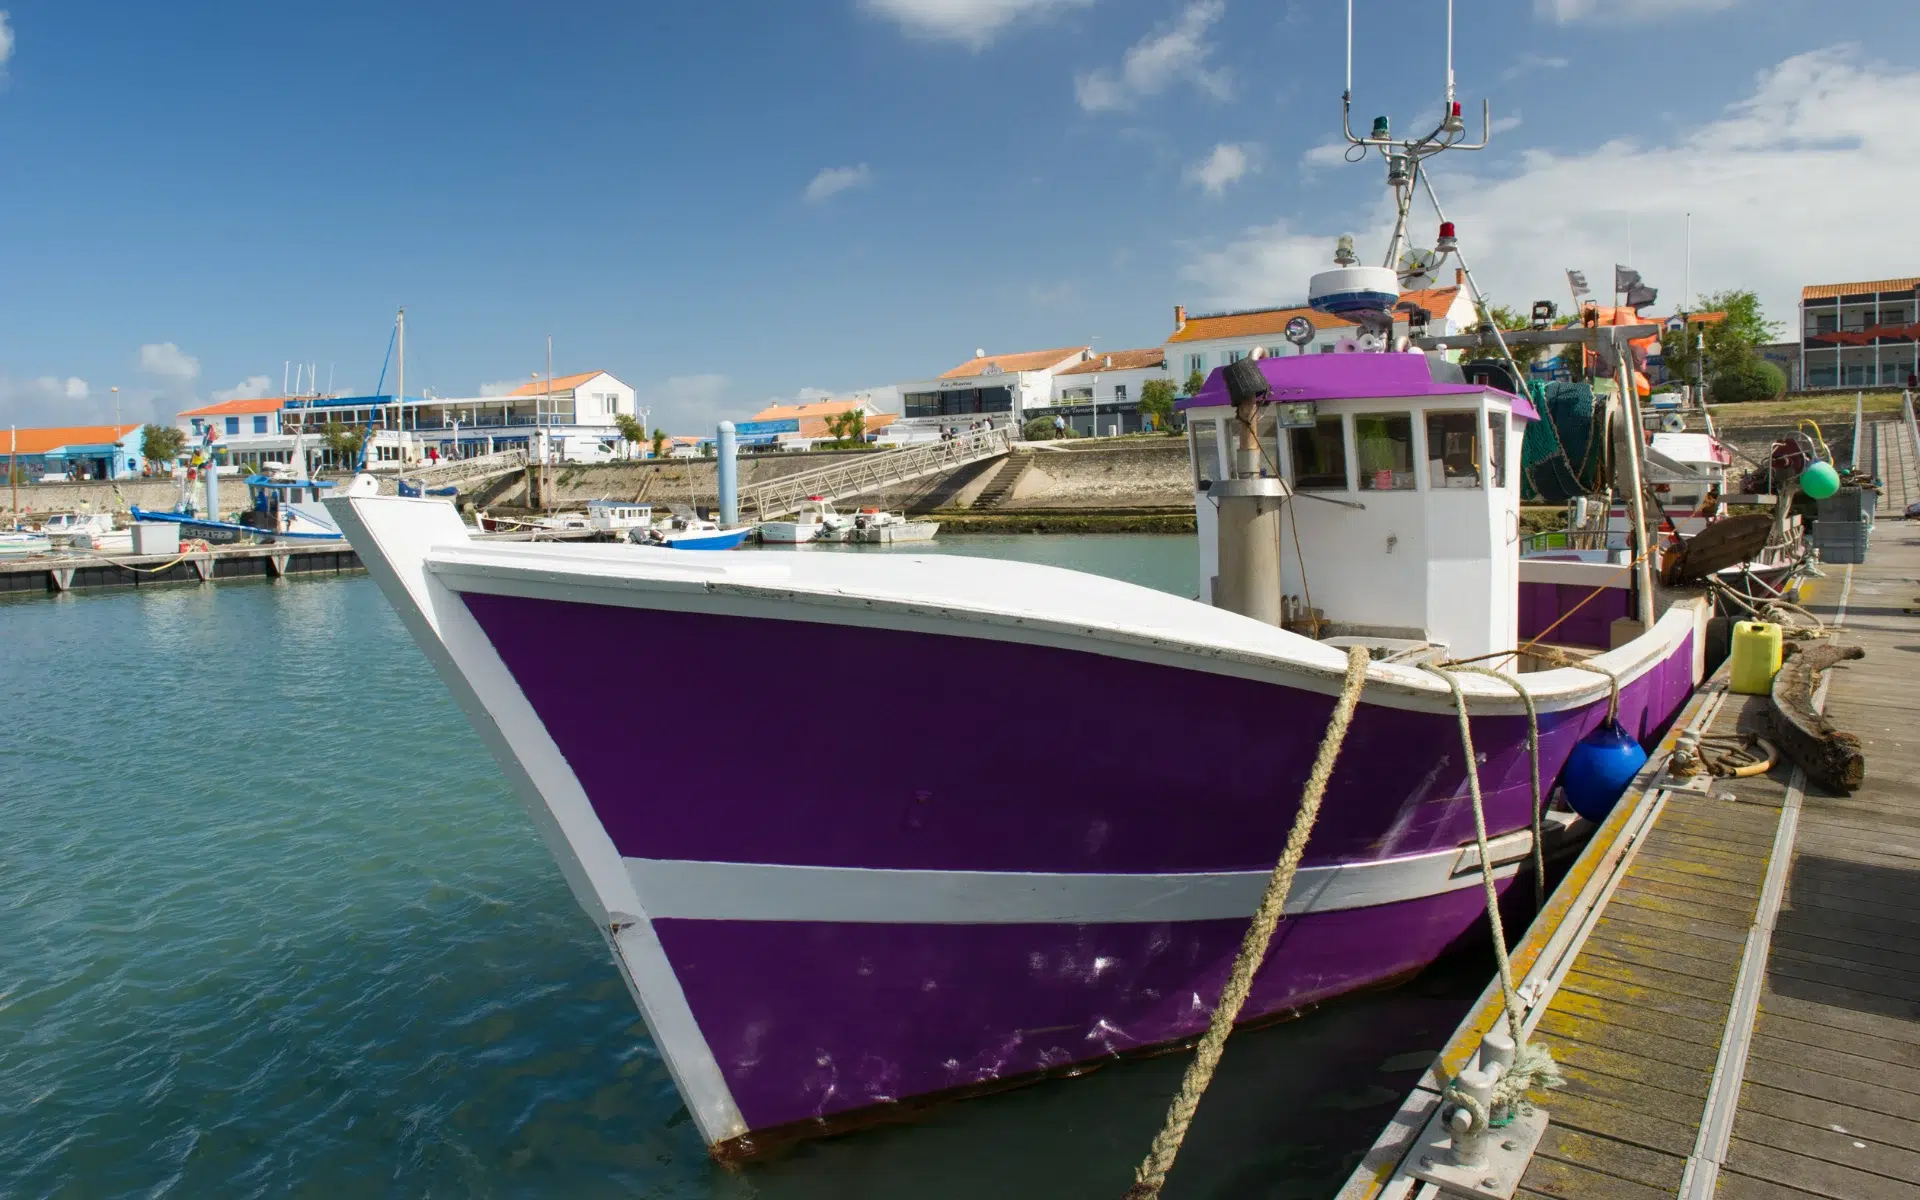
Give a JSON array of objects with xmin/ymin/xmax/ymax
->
[{"xmin": 6, "ymin": 423, "xmax": 152, "ymax": 481}]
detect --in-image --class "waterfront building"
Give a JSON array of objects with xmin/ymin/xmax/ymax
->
[
  {"xmin": 1164, "ymin": 279, "xmax": 1478, "ymax": 388},
  {"xmin": 1033, "ymin": 348, "xmax": 1172, "ymax": 436},
  {"xmin": 1798, "ymin": 276, "xmax": 1919, "ymax": 391},
  {"xmin": 895, "ymin": 346, "xmax": 1089, "ymax": 433},
  {"xmin": 173, "ymin": 370, "xmax": 642, "ymax": 470},
  {"xmin": 741, "ymin": 396, "xmax": 898, "ymax": 451},
  {"xmin": 4, "ymin": 423, "xmax": 150, "ymax": 481}
]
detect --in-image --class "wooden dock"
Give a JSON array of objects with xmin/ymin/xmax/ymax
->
[
  {"xmin": 1343, "ymin": 421, "xmax": 1920, "ymax": 1200},
  {"xmin": 0, "ymin": 541, "xmax": 362, "ymax": 596}
]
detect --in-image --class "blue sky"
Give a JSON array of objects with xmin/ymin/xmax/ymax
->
[{"xmin": 2, "ymin": 0, "xmax": 1915, "ymax": 433}]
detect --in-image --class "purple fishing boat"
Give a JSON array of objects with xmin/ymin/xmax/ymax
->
[{"xmin": 327, "ymin": 337, "xmax": 1706, "ymax": 1156}]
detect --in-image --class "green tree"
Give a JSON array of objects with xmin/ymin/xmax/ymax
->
[
  {"xmin": 1183, "ymin": 366, "xmax": 1206, "ymax": 396},
  {"xmin": 650, "ymin": 428, "xmax": 668, "ymax": 459},
  {"xmin": 321, "ymin": 421, "xmax": 365, "ymax": 465},
  {"xmin": 1662, "ymin": 289, "xmax": 1784, "ymax": 387},
  {"xmin": 1138, "ymin": 378, "xmax": 1178, "ymax": 432},
  {"xmin": 1022, "ymin": 415, "xmax": 1059, "ymax": 441},
  {"xmin": 1710, "ymin": 357, "xmax": 1786, "ymax": 405},
  {"xmin": 139, "ymin": 423, "xmax": 186, "ymax": 467},
  {"xmin": 613, "ymin": 413, "xmax": 646, "ymax": 454},
  {"xmin": 826, "ymin": 409, "xmax": 867, "ymax": 447}
]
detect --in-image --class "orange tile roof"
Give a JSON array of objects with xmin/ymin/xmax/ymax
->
[
  {"xmin": 178, "ymin": 397, "xmax": 287, "ymax": 417},
  {"xmin": 938, "ymin": 346, "xmax": 1089, "ymax": 379},
  {"xmin": 1166, "ymin": 306, "xmax": 1353, "ymax": 344},
  {"xmin": 507, "ymin": 370, "xmax": 614, "ymax": 397},
  {"xmin": 1801, "ymin": 277, "xmax": 1920, "ymax": 300},
  {"xmin": 5, "ymin": 424, "xmax": 141, "ymax": 455},
  {"xmin": 1056, "ymin": 348, "xmax": 1167, "ymax": 375},
  {"xmin": 751, "ymin": 397, "xmax": 868, "ymax": 422},
  {"xmin": 1394, "ymin": 286, "xmax": 1463, "ymax": 318}
]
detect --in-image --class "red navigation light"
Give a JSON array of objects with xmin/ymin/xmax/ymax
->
[
  {"xmin": 1451, "ymin": 102, "xmax": 1462, "ymax": 118},
  {"xmin": 1439, "ymin": 222, "xmax": 1456, "ymax": 239}
]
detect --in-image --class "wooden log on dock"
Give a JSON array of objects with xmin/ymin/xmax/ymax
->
[{"xmin": 1768, "ymin": 641, "xmax": 1866, "ymax": 791}]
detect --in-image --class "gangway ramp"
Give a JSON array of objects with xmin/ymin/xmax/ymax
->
[{"xmin": 737, "ymin": 428, "xmax": 1011, "ymax": 521}]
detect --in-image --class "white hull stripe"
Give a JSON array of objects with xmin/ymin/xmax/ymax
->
[{"xmin": 624, "ymin": 830, "xmax": 1532, "ymax": 925}]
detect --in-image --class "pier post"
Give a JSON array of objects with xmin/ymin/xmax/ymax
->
[
  {"xmin": 268, "ymin": 552, "xmax": 290, "ymax": 578},
  {"xmin": 49, "ymin": 566, "xmax": 74, "ymax": 592},
  {"xmin": 192, "ymin": 553, "xmax": 213, "ymax": 582},
  {"xmin": 717, "ymin": 421, "xmax": 738, "ymax": 527}
]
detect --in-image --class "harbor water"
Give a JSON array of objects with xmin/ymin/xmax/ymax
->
[{"xmin": 0, "ymin": 535, "xmax": 1495, "ymax": 1198}]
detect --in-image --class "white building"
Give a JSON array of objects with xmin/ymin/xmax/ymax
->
[
  {"xmin": 1164, "ymin": 278, "xmax": 1479, "ymax": 386},
  {"xmin": 1037, "ymin": 348, "xmax": 1172, "ymax": 435},
  {"xmin": 895, "ymin": 346, "xmax": 1089, "ymax": 433}
]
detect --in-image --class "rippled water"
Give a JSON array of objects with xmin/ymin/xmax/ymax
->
[{"xmin": 0, "ymin": 536, "xmax": 1491, "ymax": 1198}]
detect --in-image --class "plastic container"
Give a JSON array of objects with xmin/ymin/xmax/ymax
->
[
  {"xmin": 1730, "ymin": 620, "xmax": 1784, "ymax": 695},
  {"xmin": 131, "ymin": 522, "xmax": 181, "ymax": 556}
]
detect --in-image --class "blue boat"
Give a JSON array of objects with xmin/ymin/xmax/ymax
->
[
  {"xmin": 132, "ymin": 473, "xmax": 345, "ymax": 544},
  {"xmin": 628, "ymin": 508, "xmax": 751, "ymax": 551}
]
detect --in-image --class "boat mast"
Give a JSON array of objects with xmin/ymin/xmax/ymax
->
[{"xmin": 395, "ymin": 306, "xmax": 406, "ymax": 466}]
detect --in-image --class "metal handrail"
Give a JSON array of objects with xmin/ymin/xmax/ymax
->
[{"xmin": 737, "ymin": 428, "xmax": 1011, "ymax": 519}]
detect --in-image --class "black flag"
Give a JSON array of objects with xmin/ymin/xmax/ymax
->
[{"xmin": 1614, "ymin": 265, "xmax": 1642, "ymax": 293}]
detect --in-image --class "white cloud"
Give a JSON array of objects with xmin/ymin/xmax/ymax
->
[
  {"xmin": 0, "ymin": 375, "xmax": 164, "ymax": 429},
  {"xmin": 1535, "ymin": 0, "xmax": 1735, "ymax": 22},
  {"xmin": 1075, "ymin": 1, "xmax": 1230, "ymax": 114},
  {"xmin": 861, "ymin": 0, "xmax": 1089, "ymax": 49},
  {"xmin": 1299, "ymin": 140, "xmax": 1355, "ymax": 171},
  {"xmin": 804, "ymin": 164, "xmax": 872, "ymax": 203},
  {"xmin": 212, "ymin": 374, "xmax": 272, "ymax": 402},
  {"xmin": 61, "ymin": 376, "xmax": 88, "ymax": 400},
  {"xmin": 0, "ymin": 12, "xmax": 14, "ymax": 70},
  {"xmin": 139, "ymin": 342, "xmax": 200, "ymax": 381},
  {"xmin": 1182, "ymin": 46, "xmax": 1918, "ymax": 331},
  {"xmin": 478, "ymin": 378, "xmax": 525, "ymax": 397},
  {"xmin": 1490, "ymin": 114, "xmax": 1523, "ymax": 134},
  {"xmin": 639, "ymin": 374, "xmax": 733, "ymax": 434},
  {"xmin": 1502, "ymin": 52, "xmax": 1569, "ymax": 81},
  {"xmin": 1185, "ymin": 142, "xmax": 1252, "ymax": 195}
]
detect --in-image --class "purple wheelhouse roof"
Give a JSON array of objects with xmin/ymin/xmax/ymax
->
[{"xmin": 1179, "ymin": 352, "xmax": 1537, "ymax": 420}]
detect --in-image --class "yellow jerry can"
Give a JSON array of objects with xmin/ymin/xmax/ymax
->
[{"xmin": 1729, "ymin": 620, "xmax": 1784, "ymax": 696}]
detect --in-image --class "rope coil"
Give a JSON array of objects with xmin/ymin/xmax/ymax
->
[{"xmin": 1124, "ymin": 646, "xmax": 1372, "ymax": 1200}]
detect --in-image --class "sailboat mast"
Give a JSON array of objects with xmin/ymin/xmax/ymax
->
[{"xmin": 396, "ymin": 307, "xmax": 406, "ymax": 459}]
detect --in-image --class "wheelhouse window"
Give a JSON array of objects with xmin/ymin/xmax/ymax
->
[
  {"xmin": 1191, "ymin": 417, "xmax": 1223, "ymax": 487},
  {"xmin": 1354, "ymin": 413, "xmax": 1415, "ymax": 490},
  {"xmin": 1426, "ymin": 410, "xmax": 1483, "ymax": 488},
  {"xmin": 1490, "ymin": 412, "xmax": 1510, "ymax": 489},
  {"xmin": 1288, "ymin": 415, "xmax": 1348, "ymax": 490}
]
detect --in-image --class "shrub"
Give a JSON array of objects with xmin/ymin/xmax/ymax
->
[
  {"xmin": 1710, "ymin": 356, "xmax": 1786, "ymax": 405},
  {"xmin": 1023, "ymin": 416, "xmax": 1059, "ymax": 441}
]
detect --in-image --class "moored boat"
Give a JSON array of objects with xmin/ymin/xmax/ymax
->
[{"xmin": 757, "ymin": 496, "xmax": 841, "ymax": 545}]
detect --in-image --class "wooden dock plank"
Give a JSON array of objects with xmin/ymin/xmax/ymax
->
[
  {"xmin": 1737, "ymin": 1080, "xmax": 1920, "ymax": 1154},
  {"xmin": 1730, "ymin": 1106, "xmax": 1920, "ymax": 1185},
  {"xmin": 1516, "ymin": 1150, "xmax": 1675, "ymax": 1199},
  {"xmin": 1557, "ymin": 965, "xmax": 1734, "ymax": 1025},
  {"xmin": 1531, "ymin": 1123, "xmax": 1685, "ymax": 1192},
  {"xmin": 1722, "ymin": 1136, "xmax": 1920, "ymax": 1200}
]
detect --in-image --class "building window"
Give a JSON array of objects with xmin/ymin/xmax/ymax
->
[
  {"xmin": 1224, "ymin": 350, "xmax": 1246, "ymax": 364},
  {"xmin": 225, "ymin": 417, "xmax": 239, "ymax": 435},
  {"xmin": 253, "ymin": 416, "xmax": 268, "ymax": 434},
  {"xmin": 1319, "ymin": 344, "xmax": 1335, "ymax": 354},
  {"xmin": 1426, "ymin": 411, "xmax": 1483, "ymax": 488},
  {"xmin": 1354, "ymin": 413, "xmax": 1415, "ymax": 490},
  {"xmin": 1061, "ymin": 386, "xmax": 1093, "ymax": 402},
  {"xmin": 1288, "ymin": 416, "xmax": 1348, "ymax": 490},
  {"xmin": 1186, "ymin": 354, "xmax": 1205, "ymax": 378},
  {"xmin": 1112, "ymin": 384, "xmax": 1128, "ymax": 403}
]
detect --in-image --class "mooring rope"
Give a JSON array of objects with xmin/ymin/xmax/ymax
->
[
  {"xmin": 1124, "ymin": 645, "xmax": 1371, "ymax": 1200},
  {"xmin": 1421, "ymin": 665, "xmax": 1564, "ymax": 1138},
  {"xmin": 1450, "ymin": 664, "xmax": 1546, "ymax": 910}
]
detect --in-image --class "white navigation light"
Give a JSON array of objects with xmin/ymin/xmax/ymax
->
[{"xmin": 1309, "ymin": 265, "xmax": 1399, "ymax": 317}]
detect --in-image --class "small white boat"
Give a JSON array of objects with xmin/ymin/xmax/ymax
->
[
  {"xmin": 758, "ymin": 496, "xmax": 842, "ymax": 545},
  {"xmin": 39, "ymin": 512, "xmax": 117, "ymax": 542},
  {"xmin": 630, "ymin": 507, "xmax": 752, "ymax": 550},
  {"xmin": 0, "ymin": 530, "xmax": 51, "ymax": 558},
  {"xmin": 843, "ymin": 508, "xmax": 939, "ymax": 544}
]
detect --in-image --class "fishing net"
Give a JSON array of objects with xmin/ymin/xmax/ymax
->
[{"xmin": 1521, "ymin": 382, "xmax": 1609, "ymax": 503}]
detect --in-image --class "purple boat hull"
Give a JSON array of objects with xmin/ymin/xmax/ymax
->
[{"xmin": 324, "ymin": 493, "xmax": 1705, "ymax": 1153}]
